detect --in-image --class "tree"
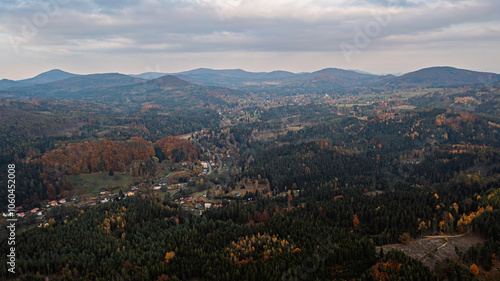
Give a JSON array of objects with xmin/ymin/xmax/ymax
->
[
  {"xmin": 398, "ymin": 233, "xmax": 411, "ymax": 244},
  {"xmin": 469, "ymin": 264, "xmax": 479, "ymax": 276},
  {"xmin": 165, "ymin": 251, "xmax": 175, "ymax": 263},
  {"xmin": 353, "ymin": 214, "xmax": 360, "ymax": 228}
]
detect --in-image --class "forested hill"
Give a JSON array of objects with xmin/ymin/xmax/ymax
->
[{"xmin": 385, "ymin": 67, "xmax": 500, "ymax": 89}]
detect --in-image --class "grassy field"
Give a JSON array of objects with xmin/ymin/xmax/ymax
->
[
  {"xmin": 190, "ymin": 189, "xmax": 206, "ymax": 198},
  {"xmin": 225, "ymin": 187, "xmax": 255, "ymax": 197},
  {"xmin": 157, "ymin": 190, "xmax": 178, "ymax": 199},
  {"xmin": 68, "ymin": 173, "xmax": 134, "ymax": 195}
]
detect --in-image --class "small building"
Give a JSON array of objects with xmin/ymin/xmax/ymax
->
[
  {"xmin": 204, "ymin": 203, "xmax": 212, "ymax": 209},
  {"xmin": 59, "ymin": 199, "xmax": 67, "ymax": 204},
  {"xmin": 31, "ymin": 208, "xmax": 40, "ymax": 213},
  {"xmin": 98, "ymin": 188, "xmax": 106, "ymax": 195},
  {"xmin": 125, "ymin": 191, "xmax": 135, "ymax": 197},
  {"xmin": 49, "ymin": 200, "xmax": 58, "ymax": 207}
]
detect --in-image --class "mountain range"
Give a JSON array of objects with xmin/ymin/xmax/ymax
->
[{"xmin": 1, "ymin": 67, "xmax": 499, "ymax": 100}]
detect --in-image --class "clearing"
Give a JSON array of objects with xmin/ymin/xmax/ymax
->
[
  {"xmin": 377, "ymin": 233, "xmax": 484, "ymax": 270},
  {"xmin": 68, "ymin": 172, "xmax": 134, "ymax": 194}
]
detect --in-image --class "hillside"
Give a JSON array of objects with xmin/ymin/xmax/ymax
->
[
  {"xmin": 0, "ymin": 69, "xmax": 78, "ymax": 90},
  {"xmin": 4, "ymin": 73, "xmax": 144, "ymax": 98},
  {"xmin": 18, "ymin": 69, "xmax": 78, "ymax": 86},
  {"xmin": 386, "ymin": 66, "xmax": 500, "ymax": 88}
]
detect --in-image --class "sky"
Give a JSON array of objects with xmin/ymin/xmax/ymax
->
[{"xmin": 1, "ymin": 0, "xmax": 499, "ymax": 80}]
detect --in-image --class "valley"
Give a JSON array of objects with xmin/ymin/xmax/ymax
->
[{"xmin": 1, "ymin": 66, "xmax": 500, "ymax": 281}]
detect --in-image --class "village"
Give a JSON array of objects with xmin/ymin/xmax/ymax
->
[{"xmin": 3, "ymin": 145, "xmax": 261, "ymax": 229}]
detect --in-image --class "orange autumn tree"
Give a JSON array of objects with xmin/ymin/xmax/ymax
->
[
  {"xmin": 155, "ymin": 136, "xmax": 200, "ymax": 162},
  {"xmin": 398, "ymin": 232, "xmax": 411, "ymax": 244},
  {"xmin": 35, "ymin": 137, "xmax": 154, "ymax": 174},
  {"xmin": 353, "ymin": 214, "xmax": 360, "ymax": 228},
  {"xmin": 164, "ymin": 251, "xmax": 175, "ymax": 263},
  {"xmin": 470, "ymin": 264, "xmax": 479, "ymax": 276}
]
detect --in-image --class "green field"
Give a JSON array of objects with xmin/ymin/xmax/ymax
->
[
  {"xmin": 157, "ymin": 190, "xmax": 177, "ymax": 199},
  {"xmin": 68, "ymin": 173, "xmax": 134, "ymax": 194}
]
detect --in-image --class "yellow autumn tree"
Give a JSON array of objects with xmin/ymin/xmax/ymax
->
[
  {"xmin": 418, "ymin": 221, "xmax": 427, "ymax": 237},
  {"xmin": 439, "ymin": 220, "xmax": 446, "ymax": 232}
]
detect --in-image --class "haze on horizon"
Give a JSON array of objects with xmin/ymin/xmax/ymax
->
[{"xmin": 1, "ymin": 0, "xmax": 499, "ymax": 80}]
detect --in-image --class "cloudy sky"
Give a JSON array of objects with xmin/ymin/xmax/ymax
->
[{"xmin": 1, "ymin": 0, "xmax": 499, "ymax": 79}]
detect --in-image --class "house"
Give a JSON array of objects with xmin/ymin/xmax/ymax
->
[
  {"xmin": 125, "ymin": 191, "xmax": 135, "ymax": 197},
  {"xmin": 30, "ymin": 208, "xmax": 40, "ymax": 213},
  {"xmin": 101, "ymin": 198, "xmax": 109, "ymax": 203},
  {"xmin": 49, "ymin": 200, "xmax": 58, "ymax": 207},
  {"xmin": 153, "ymin": 186, "xmax": 161, "ymax": 190},
  {"xmin": 59, "ymin": 199, "xmax": 66, "ymax": 204},
  {"xmin": 17, "ymin": 212, "xmax": 25, "ymax": 217},
  {"xmin": 201, "ymin": 161, "xmax": 208, "ymax": 169},
  {"xmin": 204, "ymin": 203, "xmax": 212, "ymax": 209},
  {"xmin": 98, "ymin": 188, "xmax": 106, "ymax": 195}
]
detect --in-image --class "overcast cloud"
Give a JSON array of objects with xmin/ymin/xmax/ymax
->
[{"xmin": 0, "ymin": 0, "xmax": 499, "ymax": 79}]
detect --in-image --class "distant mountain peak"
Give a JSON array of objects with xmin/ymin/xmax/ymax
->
[
  {"xmin": 19, "ymin": 69, "xmax": 78, "ymax": 85},
  {"xmin": 145, "ymin": 75, "xmax": 192, "ymax": 89},
  {"xmin": 31, "ymin": 69, "xmax": 74, "ymax": 78}
]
